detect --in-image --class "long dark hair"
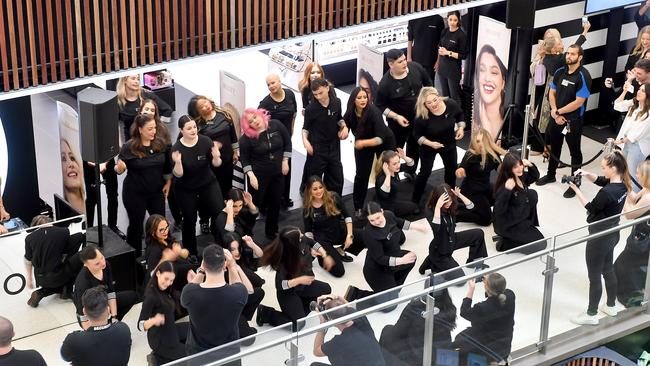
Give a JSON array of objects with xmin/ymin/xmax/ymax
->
[
  {"xmin": 434, "ymin": 288, "xmax": 457, "ymax": 330},
  {"xmin": 494, "ymin": 153, "xmax": 523, "ymax": 193},
  {"xmin": 224, "ymin": 232, "xmax": 254, "ymax": 269},
  {"xmin": 129, "ymin": 114, "xmax": 165, "ymax": 158},
  {"xmin": 187, "ymin": 95, "xmax": 234, "ymax": 126},
  {"xmin": 146, "ymin": 261, "xmax": 176, "ymax": 308},
  {"xmin": 302, "ymin": 176, "xmax": 341, "ymax": 218},
  {"xmin": 427, "ymin": 183, "xmax": 458, "ymax": 216},
  {"xmin": 139, "ymin": 98, "xmax": 171, "ymax": 145},
  {"xmin": 603, "ymin": 151, "xmax": 632, "ymax": 192},
  {"xmin": 627, "ymin": 82, "xmax": 650, "ymax": 121},
  {"xmin": 260, "ymin": 226, "xmax": 304, "ymax": 278},
  {"xmin": 358, "ymin": 68, "xmax": 379, "ymax": 104},
  {"xmin": 343, "ymin": 87, "xmax": 370, "ymax": 137},
  {"xmin": 144, "ymin": 214, "xmax": 174, "ymax": 249}
]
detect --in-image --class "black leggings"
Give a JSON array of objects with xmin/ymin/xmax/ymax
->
[
  {"xmin": 413, "ymin": 147, "xmax": 457, "ymax": 202},
  {"xmin": 265, "ymin": 280, "xmax": 332, "ymax": 328},
  {"xmin": 240, "ymin": 287, "xmax": 265, "ymax": 337},
  {"xmin": 456, "ymin": 192, "xmax": 493, "ymax": 226},
  {"xmin": 421, "ymin": 229, "xmax": 488, "ymax": 278},
  {"xmin": 316, "ymin": 243, "xmax": 345, "ymax": 278},
  {"xmin": 438, "ymin": 73, "xmax": 461, "ymax": 107},
  {"xmin": 153, "ymin": 322, "xmax": 189, "ymax": 365},
  {"xmin": 174, "ymin": 180, "xmax": 223, "ymax": 255},
  {"xmin": 382, "ymin": 200, "xmax": 420, "ymax": 220},
  {"xmin": 303, "ymin": 143, "xmax": 344, "ymax": 195},
  {"xmin": 251, "ymin": 172, "xmax": 284, "ymax": 237},
  {"xmin": 353, "ymin": 147, "xmax": 383, "ymax": 210},
  {"xmin": 123, "ymin": 187, "xmax": 165, "ymax": 255},
  {"xmin": 586, "ymin": 232, "xmax": 619, "ymax": 315},
  {"xmin": 388, "ymin": 120, "xmax": 419, "ymax": 175},
  {"xmin": 547, "ymin": 118, "xmax": 583, "ymax": 176},
  {"xmin": 357, "ymin": 251, "xmax": 415, "ymax": 312},
  {"xmin": 200, "ymin": 160, "xmax": 234, "ymax": 224},
  {"xmin": 84, "ymin": 159, "xmax": 118, "ymax": 228}
]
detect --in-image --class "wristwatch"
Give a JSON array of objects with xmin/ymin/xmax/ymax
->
[{"xmin": 197, "ymin": 268, "xmax": 206, "ymax": 275}]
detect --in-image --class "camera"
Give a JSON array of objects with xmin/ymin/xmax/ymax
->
[
  {"xmin": 310, "ymin": 297, "xmax": 335, "ymax": 320},
  {"xmin": 561, "ymin": 174, "xmax": 582, "ymax": 187}
]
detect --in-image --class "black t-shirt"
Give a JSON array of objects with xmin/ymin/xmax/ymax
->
[
  {"xmin": 171, "ymin": 135, "xmax": 216, "ymax": 190},
  {"xmin": 301, "ymin": 86, "xmax": 314, "ymax": 108},
  {"xmin": 407, "ymin": 15, "xmax": 445, "ymax": 67},
  {"xmin": 275, "ymin": 236, "xmax": 320, "ymax": 291},
  {"xmin": 363, "ymin": 211, "xmax": 408, "ymax": 269},
  {"xmin": 375, "ymin": 62, "xmax": 432, "ymax": 122},
  {"xmin": 259, "ymin": 88, "xmax": 298, "ymax": 134},
  {"xmin": 198, "ymin": 112, "xmax": 238, "ymax": 161},
  {"xmin": 118, "ymin": 140, "xmax": 171, "ymax": 193},
  {"xmin": 180, "ymin": 283, "xmax": 248, "ymax": 354},
  {"xmin": 60, "ymin": 322, "xmax": 132, "ymax": 366},
  {"xmin": 215, "ymin": 209, "xmax": 258, "ymax": 246},
  {"xmin": 138, "ymin": 286, "xmax": 180, "ymax": 352},
  {"xmin": 73, "ymin": 265, "xmax": 116, "ymax": 316},
  {"xmin": 542, "ymin": 35, "xmax": 586, "ymax": 77},
  {"xmin": 118, "ymin": 91, "xmax": 173, "ymax": 131},
  {"xmin": 375, "ymin": 173, "xmax": 402, "ymax": 209},
  {"xmin": 413, "ymin": 98, "xmax": 464, "ymax": 151},
  {"xmin": 0, "ymin": 348, "xmax": 46, "ymax": 366},
  {"xmin": 24, "ymin": 227, "xmax": 83, "ymax": 275},
  {"xmin": 303, "ymin": 97, "xmax": 344, "ymax": 145},
  {"xmin": 239, "ymin": 119, "xmax": 292, "ymax": 176},
  {"xmin": 438, "ymin": 27, "xmax": 469, "ymax": 79},
  {"xmin": 550, "ymin": 66, "xmax": 592, "ymax": 120},
  {"xmin": 344, "ymin": 104, "xmax": 395, "ymax": 146},
  {"xmin": 586, "ymin": 178, "xmax": 627, "ymax": 227},
  {"xmin": 321, "ymin": 317, "xmax": 386, "ymax": 366},
  {"xmin": 458, "ymin": 152, "xmax": 500, "ymax": 195},
  {"xmin": 303, "ymin": 192, "xmax": 351, "ymax": 246}
]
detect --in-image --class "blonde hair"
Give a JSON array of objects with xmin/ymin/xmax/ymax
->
[
  {"xmin": 374, "ymin": 150, "xmax": 399, "ymax": 178},
  {"xmin": 415, "ymin": 87, "xmax": 445, "ymax": 120},
  {"xmin": 116, "ymin": 75, "xmax": 142, "ymax": 108},
  {"xmin": 637, "ymin": 160, "xmax": 650, "ymax": 190},
  {"xmin": 542, "ymin": 32, "xmax": 560, "ymax": 55},
  {"xmin": 469, "ymin": 128, "xmax": 506, "ymax": 170},
  {"xmin": 633, "ymin": 26, "xmax": 650, "ymax": 56}
]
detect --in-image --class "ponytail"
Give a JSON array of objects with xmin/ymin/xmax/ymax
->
[{"xmin": 485, "ymin": 273, "xmax": 508, "ymax": 306}]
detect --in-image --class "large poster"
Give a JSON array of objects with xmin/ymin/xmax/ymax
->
[
  {"xmin": 356, "ymin": 43, "xmax": 384, "ymax": 104},
  {"xmin": 57, "ymin": 102, "xmax": 86, "ymax": 214},
  {"xmin": 473, "ymin": 16, "xmax": 511, "ymax": 141},
  {"xmin": 219, "ymin": 71, "xmax": 246, "ymax": 190}
]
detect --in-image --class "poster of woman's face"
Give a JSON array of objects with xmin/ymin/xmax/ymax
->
[{"xmin": 57, "ymin": 102, "xmax": 86, "ymax": 214}]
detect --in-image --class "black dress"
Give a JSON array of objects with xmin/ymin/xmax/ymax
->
[{"xmin": 457, "ymin": 152, "xmax": 500, "ymax": 226}]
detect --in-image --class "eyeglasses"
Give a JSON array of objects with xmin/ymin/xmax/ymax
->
[{"xmin": 158, "ymin": 226, "xmax": 169, "ymax": 233}]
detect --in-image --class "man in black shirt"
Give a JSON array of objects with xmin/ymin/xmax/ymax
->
[
  {"xmin": 301, "ymin": 78, "xmax": 348, "ymax": 195},
  {"xmin": 24, "ymin": 215, "xmax": 84, "ymax": 308},
  {"xmin": 181, "ymin": 244, "xmax": 252, "ymax": 364},
  {"xmin": 0, "ymin": 316, "xmax": 46, "ymax": 366},
  {"xmin": 311, "ymin": 295, "xmax": 385, "ymax": 366},
  {"xmin": 61, "ymin": 286, "xmax": 132, "ymax": 366},
  {"xmin": 537, "ymin": 44, "xmax": 591, "ymax": 199},
  {"xmin": 375, "ymin": 49, "xmax": 433, "ymax": 177},
  {"xmin": 407, "ymin": 15, "xmax": 445, "ymax": 83}
]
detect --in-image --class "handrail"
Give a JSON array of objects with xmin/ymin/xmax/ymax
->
[{"xmin": 0, "ymin": 214, "xmax": 85, "ymax": 238}]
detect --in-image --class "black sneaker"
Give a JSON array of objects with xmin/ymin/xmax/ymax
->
[
  {"xmin": 256, "ymin": 305, "xmax": 268, "ymax": 327},
  {"xmin": 27, "ymin": 290, "xmax": 44, "ymax": 308},
  {"xmin": 109, "ymin": 226, "xmax": 127, "ymax": 240},
  {"xmin": 563, "ymin": 186, "xmax": 576, "ymax": 198},
  {"xmin": 344, "ymin": 285, "xmax": 358, "ymax": 302},
  {"xmin": 340, "ymin": 253, "xmax": 353, "ymax": 263},
  {"xmin": 536, "ymin": 175, "xmax": 556, "ymax": 186},
  {"xmin": 200, "ymin": 222, "xmax": 210, "ymax": 234}
]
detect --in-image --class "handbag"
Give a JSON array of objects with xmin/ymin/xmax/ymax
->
[{"xmin": 626, "ymin": 221, "xmax": 650, "ymax": 254}]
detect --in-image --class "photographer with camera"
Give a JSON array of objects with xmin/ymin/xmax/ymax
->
[
  {"xmin": 311, "ymin": 295, "xmax": 385, "ymax": 366},
  {"xmin": 567, "ymin": 151, "xmax": 631, "ymax": 325}
]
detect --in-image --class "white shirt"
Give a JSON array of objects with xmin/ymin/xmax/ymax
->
[{"xmin": 614, "ymin": 99, "xmax": 650, "ymax": 156}]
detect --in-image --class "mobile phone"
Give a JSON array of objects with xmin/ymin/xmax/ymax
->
[
  {"xmin": 474, "ymin": 267, "xmax": 484, "ymax": 282},
  {"xmin": 581, "ymin": 16, "xmax": 588, "ymax": 25},
  {"xmin": 2, "ymin": 219, "xmax": 16, "ymax": 230}
]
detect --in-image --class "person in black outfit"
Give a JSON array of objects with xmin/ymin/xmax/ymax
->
[
  {"xmin": 73, "ymin": 245, "xmax": 138, "ymax": 329},
  {"xmin": 116, "ymin": 75, "xmax": 173, "ymax": 140},
  {"xmin": 257, "ymin": 227, "xmax": 333, "ymax": 330},
  {"xmin": 240, "ymin": 108, "xmax": 292, "ymax": 239},
  {"xmin": 215, "ymin": 188, "xmax": 259, "ymax": 246},
  {"xmin": 298, "ymin": 62, "xmax": 326, "ymax": 113},
  {"xmin": 568, "ymin": 151, "xmax": 630, "ymax": 325},
  {"xmin": 345, "ymin": 202, "xmax": 427, "ymax": 311},
  {"xmin": 455, "ymin": 128, "xmax": 505, "ymax": 226},
  {"xmin": 181, "ymin": 244, "xmax": 253, "ymax": 361},
  {"xmin": 437, "ymin": 11, "xmax": 468, "ymax": 106},
  {"xmin": 379, "ymin": 283, "xmax": 457, "ymax": 366},
  {"xmin": 259, "ymin": 73, "xmax": 298, "ymax": 208},
  {"xmin": 61, "ymin": 286, "xmax": 132, "ymax": 366},
  {"xmin": 0, "ymin": 316, "xmax": 46, "ymax": 366},
  {"xmin": 419, "ymin": 184, "xmax": 488, "ymax": 279},
  {"xmin": 188, "ymin": 95, "xmax": 239, "ymax": 234},
  {"xmin": 171, "ymin": 115, "xmax": 224, "ymax": 255},
  {"xmin": 114, "ymin": 113, "xmax": 171, "ymax": 254},
  {"xmin": 412, "ymin": 87, "xmax": 464, "ymax": 203},
  {"xmin": 536, "ymin": 44, "xmax": 592, "ymax": 199},
  {"xmin": 636, "ymin": 1, "xmax": 650, "ymax": 29},
  {"xmin": 375, "ymin": 149, "xmax": 419, "ymax": 218},
  {"xmin": 452, "ymin": 273, "xmax": 515, "ymax": 363},
  {"xmin": 343, "ymin": 86, "xmax": 397, "ymax": 213},
  {"xmin": 302, "ymin": 78, "xmax": 348, "ymax": 195},
  {"xmin": 493, "ymin": 153, "xmax": 546, "ymax": 254},
  {"xmin": 303, "ymin": 176, "xmax": 364, "ymax": 275},
  {"xmin": 358, "ymin": 68, "xmax": 379, "ymax": 105},
  {"xmin": 83, "ymin": 158, "xmax": 119, "ymax": 235},
  {"xmin": 375, "ymin": 49, "xmax": 433, "ymax": 176},
  {"xmin": 24, "ymin": 215, "xmax": 84, "ymax": 307},
  {"xmin": 407, "ymin": 14, "xmax": 445, "ymax": 83},
  {"xmin": 311, "ymin": 295, "xmax": 386, "ymax": 366},
  {"xmin": 138, "ymin": 261, "xmax": 188, "ymax": 365}
]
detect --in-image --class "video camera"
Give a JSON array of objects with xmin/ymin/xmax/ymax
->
[{"xmin": 561, "ymin": 173, "xmax": 582, "ymax": 187}]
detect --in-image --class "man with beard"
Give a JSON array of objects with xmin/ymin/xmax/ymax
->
[{"xmin": 536, "ymin": 44, "xmax": 592, "ymax": 198}]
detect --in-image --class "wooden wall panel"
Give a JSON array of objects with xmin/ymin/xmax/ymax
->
[
  {"xmin": 26, "ymin": 0, "xmax": 39, "ymax": 86},
  {"xmin": 93, "ymin": 0, "xmax": 102, "ymax": 74},
  {"xmin": 0, "ymin": 0, "xmax": 9, "ymax": 91},
  {"xmin": 137, "ymin": 0, "xmax": 145, "ymax": 62},
  {"xmin": 112, "ymin": 0, "xmax": 120, "ymax": 69},
  {"xmin": 47, "ymin": 0, "xmax": 60, "ymax": 80},
  {"xmin": 65, "ymin": 0, "xmax": 76, "ymax": 78},
  {"xmin": 101, "ymin": 0, "xmax": 110, "ymax": 72},
  {"xmin": 189, "ymin": 0, "xmax": 195, "ymax": 56},
  {"xmin": 156, "ymin": 0, "xmax": 163, "ymax": 60},
  {"xmin": 147, "ymin": 0, "xmax": 155, "ymax": 63},
  {"xmin": 83, "ymin": 0, "xmax": 93, "ymax": 75},
  {"xmin": 15, "ymin": 0, "xmax": 29, "ymax": 87},
  {"xmin": 197, "ymin": 0, "xmax": 204, "ymax": 54}
]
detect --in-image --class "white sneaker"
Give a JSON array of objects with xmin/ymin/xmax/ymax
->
[
  {"xmin": 599, "ymin": 304, "xmax": 618, "ymax": 317},
  {"xmin": 571, "ymin": 312, "xmax": 599, "ymax": 326}
]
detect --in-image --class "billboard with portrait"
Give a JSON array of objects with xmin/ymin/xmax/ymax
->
[{"xmin": 57, "ymin": 101, "xmax": 86, "ymax": 214}]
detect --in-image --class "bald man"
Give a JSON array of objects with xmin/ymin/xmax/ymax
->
[
  {"xmin": 0, "ymin": 316, "xmax": 46, "ymax": 366},
  {"xmin": 258, "ymin": 73, "xmax": 297, "ymax": 209}
]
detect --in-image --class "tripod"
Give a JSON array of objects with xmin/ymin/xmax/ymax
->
[{"xmin": 501, "ymin": 27, "xmax": 524, "ymax": 149}]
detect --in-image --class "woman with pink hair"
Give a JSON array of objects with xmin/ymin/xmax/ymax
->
[{"xmin": 239, "ymin": 108, "xmax": 292, "ymax": 239}]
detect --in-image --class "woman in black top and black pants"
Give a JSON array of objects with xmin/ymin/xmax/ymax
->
[
  {"xmin": 257, "ymin": 226, "xmax": 333, "ymax": 330},
  {"xmin": 375, "ymin": 149, "xmax": 419, "ymax": 219},
  {"xmin": 116, "ymin": 75, "xmax": 173, "ymax": 140},
  {"xmin": 259, "ymin": 74, "xmax": 298, "ymax": 208},
  {"xmin": 437, "ymin": 11, "xmax": 468, "ymax": 106},
  {"xmin": 568, "ymin": 151, "xmax": 630, "ymax": 325},
  {"xmin": 419, "ymin": 184, "xmax": 488, "ymax": 278},
  {"xmin": 138, "ymin": 261, "xmax": 189, "ymax": 365},
  {"xmin": 115, "ymin": 114, "xmax": 171, "ymax": 254},
  {"xmin": 171, "ymin": 115, "xmax": 224, "ymax": 255},
  {"xmin": 455, "ymin": 128, "xmax": 505, "ymax": 226},
  {"xmin": 239, "ymin": 108, "xmax": 292, "ymax": 239},
  {"xmin": 412, "ymin": 87, "xmax": 465, "ymax": 203},
  {"xmin": 215, "ymin": 188, "xmax": 258, "ymax": 246},
  {"xmin": 344, "ymin": 87, "xmax": 397, "ymax": 213},
  {"xmin": 493, "ymin": 153, "xmax": 545, "ymax": 254}
]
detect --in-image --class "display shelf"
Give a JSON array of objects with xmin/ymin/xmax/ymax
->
[{"xmin": 316, "ymin": 23, "xmax": 408, "ymax": 65}]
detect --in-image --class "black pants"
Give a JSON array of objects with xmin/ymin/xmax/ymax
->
[
  {"xmin": 547, "ymin": 118, "xmax": 583, "ymax": 176},
  {"xmin": 422, "ymin": 229, "xmax": 488, "ymax": 279},
  {"xmin": 303, "ymin": 143, "xmax": 344, "ymax": 195},
  {"xmin": 36, "ymin": 252, "xmax": 84, "ymax": 298},
  {"xmin": 239, "ymin": 287, "xmax": 265, "ymax": 338},
  {"xmin": 586, "ymin": 232, "xmax": 619, "ymax": 315},
  {"xmin": 167, "ymin": 180, "xmax": 183, "ymax": 224},
  {"xmin": 174, "ymin": 180, "xmax": 223, "ymax": 255},
  {"xmin": 457, "ymin": 192, "xmax": 492, "ymax": 226},
  {"xmin": 438, "ymin": 73, "xmax": 461, "ymax": 107},
  {"xmin": 84, "ymin": 159, "xmax": 118, "ymax": 228},
  {"xmin": 264, "ymin": 280, "xmax": 332, "ymax": 328},
  {"xmin": 200, "ymin": 160, "xmax": 234, "ymax": 225},
  {"xmin": 116, "ymin": 290, "xmax": 139, "ymax": 320},
  {"xmin": 353, "ymin": 147, "xmax": 386, "ymax": 210},
  {"xmin": 358, "ymin": 252, "xmax": 415, "ymax": 312},
  {"xmin": 123, "ymin": 186, "xmax": 165, "ymax": 255},
  {"xmin": 153, "ymin": 322, "xmax": 188, "ymax": 365},
  {"xmin": 315, "ymin": 243, "xmax": 345, "ymax": 278},
  {"xmin": 382, "ymin": 200, "xmax": 420, "ymax": 220},
  {"xmin": 387, "ymin": 120, "xmax": 419, "ymax": 175},
  {"xmin": 413, "ymin": 147, "xmax": 457, "ymax": 203},
  {"xmin": 251, "ymin": 172, "xmax": 284, "ymax": 237}
]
